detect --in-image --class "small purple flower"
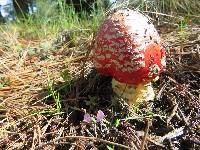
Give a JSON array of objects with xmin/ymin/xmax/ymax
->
[
  {"xmin": 96, "ymin": 110, "xmax": 105, "ymax": 122},
  {"xmin": 83, "ymin": 113, "xmax": 92, "ymax": 123}
]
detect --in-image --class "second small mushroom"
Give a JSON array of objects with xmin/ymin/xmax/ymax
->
[{"xmin": 92, "ymin": 9, "xmax": 166, "ymax": 107}]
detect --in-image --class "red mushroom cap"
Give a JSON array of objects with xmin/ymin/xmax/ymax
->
[{"xmin": 92, "ymin": 9, "xmax": 166, "ymax": 84}]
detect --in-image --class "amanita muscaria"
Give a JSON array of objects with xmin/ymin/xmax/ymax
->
[{"xmin": 92, "ymin": 9, "xmax": 166, "ymax": 106}]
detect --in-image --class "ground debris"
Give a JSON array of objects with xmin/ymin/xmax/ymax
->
[{"xmin": 0, "ymin": 25, "xmax": 199, "ymax": 149}]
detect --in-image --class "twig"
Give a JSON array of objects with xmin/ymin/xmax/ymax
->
[
  {"xmin": 132, "ymin": 131, "xmax": 142, "ymax": 149},
  {"xmin": 173, "ymin": 51, "xmax": 199, "ymax": 55},
  {"xmin": 156, "ymin": 82, "xmax": 168, "ymax": 100},
  {"xmin": 35, "ymin": 136, "xmax": 131, "ymax": 150},
  {"xmin": 166, "ymin": 104, "xmax": 178, "ymax": 126},
  {"xmin": 141, "ymin": 119, "xmax": 150, "ymax": 150},
  {"xmin": 177, "ymin": 107, "xmax": 189, "ymax": 126},
  {"xmin": 124, "ymin": 114, "xmax": 166, "ymax": 121},
  {"xmin": 147, "ymin": 138, "xmax": 165, "ymax": 148},
  {"xmin": 143, "ymin": 11, "xmax": 175, "ymax": 18},
  {"xmin": 157, "ymin": 127, "xmax": 184, "ymax": 143},
  {"xmin": 46, "ymin": 55, "xmax": 89, "ymax": 67}
]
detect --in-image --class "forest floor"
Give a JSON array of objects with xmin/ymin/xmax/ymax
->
[{"xmin": 0, "ymin": 23, "xmax": 199, "ymax": 149}]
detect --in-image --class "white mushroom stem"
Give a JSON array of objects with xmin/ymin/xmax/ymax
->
[{"xmin": 112, "ymin": 78, "xmax": 155, "ymax": 106}]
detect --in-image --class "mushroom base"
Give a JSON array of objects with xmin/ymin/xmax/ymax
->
[{"xmin": 112, "ymin": 79, "xmax": 155, "ymax": 106}]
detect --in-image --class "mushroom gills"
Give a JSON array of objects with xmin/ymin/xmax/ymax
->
[{"xmin": 112, "ymin": 78, "xmax": 155, "ymax": 106}]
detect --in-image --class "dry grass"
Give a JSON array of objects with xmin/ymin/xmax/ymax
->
[{"xmin": 0, "ymin": 20, "xmax": 200, "ymax": 150}]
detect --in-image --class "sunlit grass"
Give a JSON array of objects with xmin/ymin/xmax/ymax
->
[
  {"xmin": 112, "ymin": 0, "xmax": 200, "ymax": 24},
  {"xmin": 0, "ymin": 0, "xmax": 106, "ymax": 42}
]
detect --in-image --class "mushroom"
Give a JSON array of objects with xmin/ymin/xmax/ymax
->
[{"xmin": 92, "ymin": 9, "xmax": 166, "ymax": 106}]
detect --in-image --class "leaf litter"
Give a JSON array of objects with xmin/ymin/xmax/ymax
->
[{"xmin": 0, "ymin": 25, "xmax": 199, "ymax": 150}]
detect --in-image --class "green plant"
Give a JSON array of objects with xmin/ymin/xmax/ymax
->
[
  {"xmin": 85, "ymin": 95, "xmax": 98, "ymax": 108},
  {"xmin": 48, "ymin": 80, "xmax": 62, "ymax": 113},
  {"xmin": 61, "ymin": 69, "xmax": 72, "ymax": 82},
  {"xmin": 4, "ymin": 0, "xmax": 105, "ymax": 41},
  {"xmin": 0, "ymin": 75, "xmax": 10, "ymax": 88},
  {"xmin": 115, "ymin": 118, "xmax": 120, "ymax": 127},
  {"xmin": 117, "ymin": 0, "xmax": 200, "ymax": 24},
  {"xmin": 107, "ymin": 145, "xmax": 113, "ymax": 150}
]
